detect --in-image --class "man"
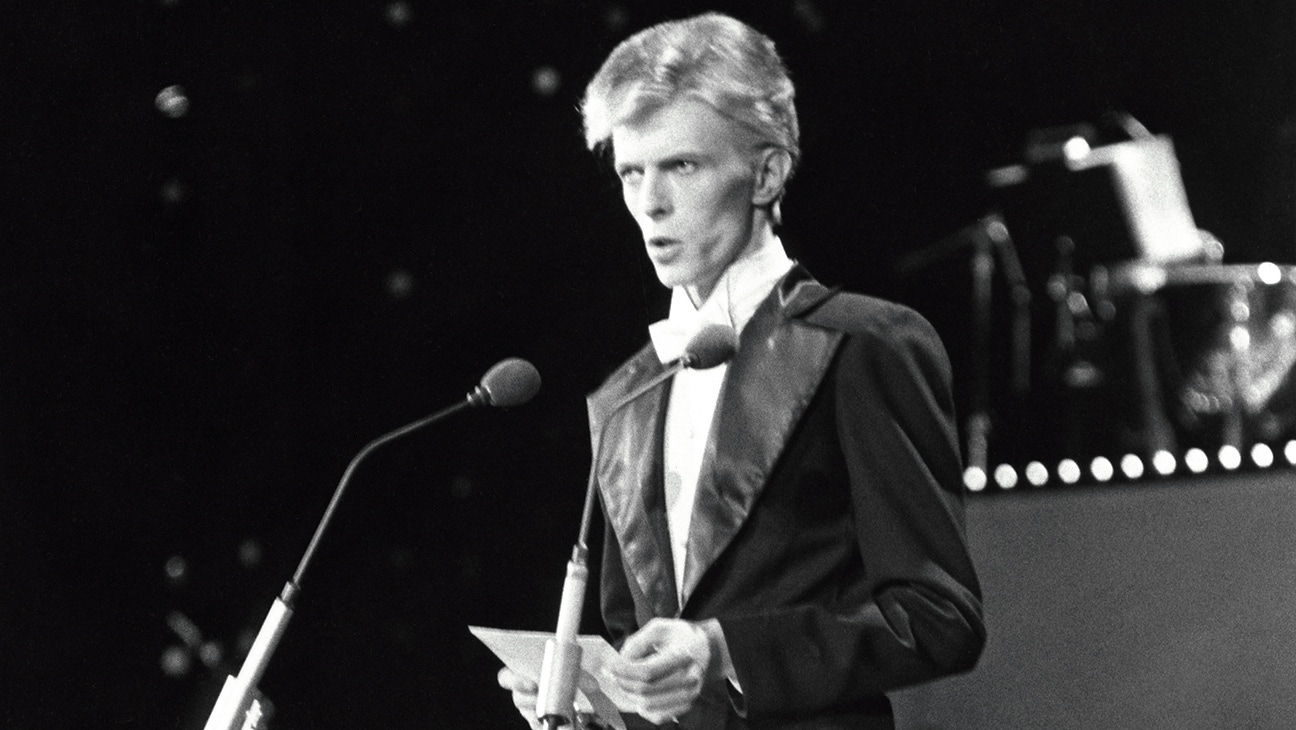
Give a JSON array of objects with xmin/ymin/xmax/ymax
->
[{"xmin": 501, "ymin": 12, "xmax": 984, "ymax": 729}]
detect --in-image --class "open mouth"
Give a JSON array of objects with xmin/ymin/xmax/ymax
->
[{"xmin": 646, "ymin": 237, "xmax": 682, "ymax": 262}]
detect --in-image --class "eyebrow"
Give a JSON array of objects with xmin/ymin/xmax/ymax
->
[{"xmin": 615, "ymin": 149, "xmax": 713, "ymax": 172}]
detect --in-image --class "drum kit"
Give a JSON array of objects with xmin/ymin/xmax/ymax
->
[{"xmin": 918, "ymin": 118, "xmax": 1296, "ymax": 488}]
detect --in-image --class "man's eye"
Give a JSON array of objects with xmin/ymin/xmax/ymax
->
[
  {"xmin": 673, "ymin": 160, "xmax": 697, "ymax": 173},
  {"xmin": 619, "ymin": 168, "xmax": 643, "ymax": 184}
]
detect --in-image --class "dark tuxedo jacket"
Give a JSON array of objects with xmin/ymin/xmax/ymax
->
[{"xmin": 587, "ymin": 267, "xmax": 985, "ymax": 730}]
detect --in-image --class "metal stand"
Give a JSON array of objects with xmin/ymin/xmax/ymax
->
[{"xmin": 202, "ymin": 396, "xmax": 484, "ymax": 730}]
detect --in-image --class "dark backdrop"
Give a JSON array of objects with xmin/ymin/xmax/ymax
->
[{"xmin": 2, "ymin": 1, "xmax": 1293, "ymax": 727}]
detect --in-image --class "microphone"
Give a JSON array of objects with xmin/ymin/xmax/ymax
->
[
  {"xmin": 534, "ymin": 325, "xmax": 738, "ymax": 729},
  {"xmin": 204, "ymin": 358, "xmax": 540, "ymax": 730},
  {"xmin": 679, "ymin": 323, "xmax": 740, "ymax": 369},
  {"xmin": 471, "ymin": 357, "xmax": 543, "ymax": 408}
]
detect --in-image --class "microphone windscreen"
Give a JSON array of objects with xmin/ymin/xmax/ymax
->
[
  {"xmin": 684, "ymin": 324, "xmax": 739, "ymax": 369},
  {"xmin": 480, "ymin": 358, "xmax": 542, "ymax": 407}
]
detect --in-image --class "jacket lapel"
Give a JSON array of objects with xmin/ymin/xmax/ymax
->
[
  {"xmin": 590, "ymin": 269, "xmax": 845, "ymax": 618},
  {"xmin": 588, "ymin": 347, "xmax": 680, "ymax": 618},
  {"xmin": 679, "ymin": 270, "xmax": 844, "ymax": 607}
]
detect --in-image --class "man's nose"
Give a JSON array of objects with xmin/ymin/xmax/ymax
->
[{"xmin": 638, "ymin": 170, "xmax": 671, "ymax": 220}]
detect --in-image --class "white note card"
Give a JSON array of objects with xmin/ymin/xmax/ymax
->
[{"xmin": 469, "ymin": 626, "xmax": 630, "ymax": 730}]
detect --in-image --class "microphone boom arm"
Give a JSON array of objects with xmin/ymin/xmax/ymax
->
[
  {"xmin": 536, "ymin": 323, "xmax": 738, "ymax": 728},
  {"xmin": 536, "ymin": 360, "xmax": 686, "ymax": 729},
  {"xmin": 203, "ymin": 361, "xmax": 539, "ymax": 730}
]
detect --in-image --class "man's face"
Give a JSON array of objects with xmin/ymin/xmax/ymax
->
[{"xmin": 611, "ymin": 98, "xmax": 759, "ymax": 301}]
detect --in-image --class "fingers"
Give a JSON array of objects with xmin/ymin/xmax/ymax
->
[
  {"xmin": 629, "ymin": 681, "xmax": 698, "ymax": 725},
  {"xmin": 613, "ymin": 653, "xmax": 699, "ymax": 698},
  {"xmin": 498, "ymin": 667, "xmax": 538, "ymax": 693},
  {"xmin": 498, "ymin": 668, "xmax": 540, "ymax": 729},
  {"xmin": 618, "ymin": 618, "xmax": 674, "ymax": 660},
  {"xmin": 619, "ymin": 618, "xmax": 707, "ymax": 665},
  {"xmin": 614, "ymin": 658, "xmax": 703, "ymax": 700},
  {"xmin": 614, "ymin": 619, "xmax": 710, "ymax": 685},
  {"xmin": 610, "ymin": 619, "xmax": 713, "ymax": 724}
]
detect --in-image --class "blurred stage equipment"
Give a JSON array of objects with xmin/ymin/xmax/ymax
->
[
  {"xmin": 203, "ymin": 358, "xmax": 541, "ymax": 730},
  {"xmin": 1106, "ymin": 260, "xmax": 1296, "ymax": 452},
  {"xmin": 898, "ymin": 215, "xmax": 1030, "ymax": 482},
  {"xmin": 933, "ymin": 114, "xmax": 1295, "ymax": 485},
  {"xmin": 535, "ymin": 324, "xmax": 738, "ymax": 730}
]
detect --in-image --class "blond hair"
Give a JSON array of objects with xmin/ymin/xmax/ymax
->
[{"xmin": 581, "ymin": 12, "xmax": 800, "ymax": 177}]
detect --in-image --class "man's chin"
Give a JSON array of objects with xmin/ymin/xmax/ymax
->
[{"xmin": 650, "ymin": 265, "xmax": 688, "ymax": 290}]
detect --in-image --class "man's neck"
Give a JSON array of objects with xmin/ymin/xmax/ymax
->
[{"xmin": 683, "ymin": 224, "xmax": 779, "ymax": 308}]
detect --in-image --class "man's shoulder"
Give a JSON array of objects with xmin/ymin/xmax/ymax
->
[
  {"xmin": 787, "ymin": 282, "xmax": 953, "ymax": 384},
  {"xmin": 786, "ymin": 279, "xmax": 940, "ymax": 346}
]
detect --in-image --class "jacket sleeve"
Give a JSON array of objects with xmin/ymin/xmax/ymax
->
[{"xmin": 717, "ymin": 310, "xmax": 986, "ymax": 717}]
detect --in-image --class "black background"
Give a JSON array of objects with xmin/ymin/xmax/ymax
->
[{"xmin": 2, "ymin": 1, "xmax": 1293, "ymax": 727}]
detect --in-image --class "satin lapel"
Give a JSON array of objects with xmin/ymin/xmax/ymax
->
[
  {"xmin": 590, "ymin": 349, "xmax": 680, "ymax": 618},
  {"xmin": 680, "ymin": 274, "xmax": 844, "ymax": 606}
]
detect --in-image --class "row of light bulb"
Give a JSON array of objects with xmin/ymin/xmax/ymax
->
[{"xmin": 964, "ymin": 441, "xmax": 1296, "ymax": 492}]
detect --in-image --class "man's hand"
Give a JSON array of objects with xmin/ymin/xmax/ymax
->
[
  {"xmin": 607, "ymin": 618, "xmax": 719, "ymax": 724},
  {"xmin": 497, "ymin": 667, "xmax": 541, "ymax": 730},
  {"xmin": 497, "ymin": 666, "xmax": 605, "ymax": 729}
]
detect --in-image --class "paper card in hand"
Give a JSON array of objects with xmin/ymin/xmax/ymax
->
[{"xmin": 469, "ymin": 625, "xmax": 630, "ymax": 730}]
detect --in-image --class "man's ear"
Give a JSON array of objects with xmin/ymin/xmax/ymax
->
[{"xmin": 751, "ymin": 148, "xmax": 792, "ymax": 207}]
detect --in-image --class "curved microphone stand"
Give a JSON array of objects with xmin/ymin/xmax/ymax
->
[{"xmin": 203, "ymin": 359, "xmax": 540, "ymax": 730}]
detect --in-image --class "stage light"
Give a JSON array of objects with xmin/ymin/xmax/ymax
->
[
  {"xmin": 603, "ymin": 4, "xmax": 629, "ymax": 31},
  {"xmin": 160, "ymin": 646, "xmax": 191, "ymax": 677},
  {"xmin": 1152, "ymin": 450, "xmax": 1176, "ymax": 475},
  {"xmin": 1230, "ymin": 326, "xmax": 1250, "ymax": 351},
  {"xmin": 155, "ymin": 85, "xmax": 190, "ymax": 118},
  {"xmin": 792, "ymin": 0, "xmax": 826, "ymax": 33},
  {"xmin": 1251, "ymin": 443, "xmax": 1275, "ymax": 468},
  {"xmin": 1058, "ymin": 459, "xmax": 1081, "ymax": 484},
  {"xmin": 386, "ymin": 268, "xmax": 415, "ymax": 299},
  {"xmin": 198, "ymin": 642, "xmax": 224, "ymax": 668},
  {"xmin": 451, "ymin": 473, "xmax": 475, "ymax": 499},
  {"xmin": 1258, "ymin": 262, "xmax": 1282, "ymax": 286},
  {"xmin": 1025, "ymin": 461, "xmax": 1049, "ymax": 486},
  {"xmin": 1063, "ymin": 136, "xmax": 1091, "ymax": 161},
  {"xmin": 160, "ymin": 178, "xmax": 188, "ymax": 206},
  {"xmin": 1286, "ymin": 440, "xmax": 1296, "ymax": 465},
  {"xmin": 994, "ymin": 464, "xmax": 1019, "ymax": 489},
  {"xmin": 1120, "ymin": 454, "xmax": 1144, "ymax": 480},
  {"xmin": 385, "ymin": 1, "xmax": 412, "ymax": 28},
  {"xmin": 1219, "ymin": 445, "xmax": 1242, "ymax": 471},
  {"xmin": 1090, "ymin": 456, "xmax": 1114, "ymax": 482},
  {"xmin": 1230, "ymin": 297, "xmax": 1252, "ymax": 323},
  {"xmin": 238, "ymin": 538, "xmax": 264, "ymax": 569},
  {"xmin": 164, "ymin": 555, "xmax": 188, "ymax": 585},
  {"xmin": 532, "ymin": 66, "xmax": 561, "ymax": 97},
  {"xmin": 1185, "ymin": 448, "xmax": 1209, "ymax": 473},
  {"xmin": 963, "ymin": 466, "xmax": 987, "ymax": 492}
]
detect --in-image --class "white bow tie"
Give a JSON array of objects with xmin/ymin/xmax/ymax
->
[{"xmin": 648, "ymin": 309, "xmax": 730, "ymax": 364}]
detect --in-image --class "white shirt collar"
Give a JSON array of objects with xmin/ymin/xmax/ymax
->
[{"xmin": 648, "ymin": 235, "xmax": 794, "ymax": 364}]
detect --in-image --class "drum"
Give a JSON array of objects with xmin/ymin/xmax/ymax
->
[{"xmin": 1109, "ymin": 262, "xmax": 1296, "ymax": 452}]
